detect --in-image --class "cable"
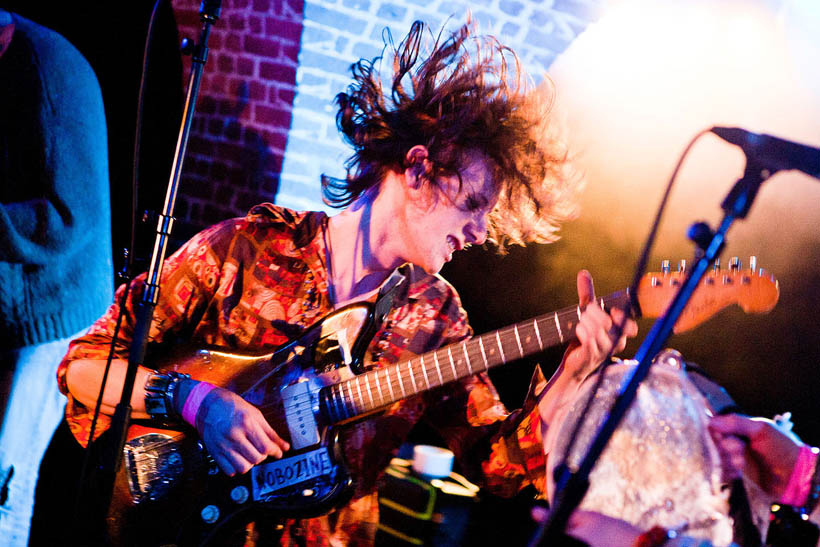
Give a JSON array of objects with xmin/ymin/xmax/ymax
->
[{"xmin": 73, "ymin": 0, "xmax": 167, "ymax": 525}]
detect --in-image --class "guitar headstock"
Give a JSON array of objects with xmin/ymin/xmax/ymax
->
[{"xmin": 637, "ymin": 256, "xmax": 779, "ymax": 333}]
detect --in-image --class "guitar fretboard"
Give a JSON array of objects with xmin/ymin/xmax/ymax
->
[{"xmin": 319, "ymin": 290, "xmax": 631, "ymax": 424}]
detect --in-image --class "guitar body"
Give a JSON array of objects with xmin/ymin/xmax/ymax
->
[{"xmin": 108, "ymin": 303, "xmax": 376, "ymax": 546}]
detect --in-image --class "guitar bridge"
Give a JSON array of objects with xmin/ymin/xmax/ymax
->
[{"xmin": 124, "ymin": 433, "xmax": 185, "ymax": 504}]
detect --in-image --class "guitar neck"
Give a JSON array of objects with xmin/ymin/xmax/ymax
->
[{"xmin": 319, "ymin": 290, "xmax": 633, "ymax": 423}]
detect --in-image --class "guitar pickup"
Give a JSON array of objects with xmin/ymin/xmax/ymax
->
[{"xmin": 281, "ymin": 381, "xmax": 320, "ymax": 450}]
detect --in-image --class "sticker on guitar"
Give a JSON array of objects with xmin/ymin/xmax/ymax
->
[{"xmin": 252, "ymin": 446, "xmax": 333, "ymax": 500}]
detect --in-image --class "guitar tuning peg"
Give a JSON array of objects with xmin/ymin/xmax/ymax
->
[
  {"xmin": 678, "ymin": 260, "xmax": 686, "ymax": 273},
  {"xmin": 729, "ymin": 257, "xmax": 741, "ymax": 271},
  {"xmin": 661, "ymin": 260, "xmax": 671, "ymax": 274},
  {"xmin": 713, "ymin": 258, "xmax": 721, "ymax": 272},
  {"xmin": 749, "ymin": 255, "xmax": 757, "ymax": 273}
]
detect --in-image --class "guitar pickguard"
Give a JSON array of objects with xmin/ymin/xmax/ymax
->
[{"xmin": 124, "ymin": 432, "xmax": 187, "ymax": 504}]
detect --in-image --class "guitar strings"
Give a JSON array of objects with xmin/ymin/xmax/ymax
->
[
  {"xmin": 318, "ymin": 294, "xmax": 622, "ymax": 414},
  {"xmin": 256, "ymin": 295, "xmax": 622, "ymax": 418}
]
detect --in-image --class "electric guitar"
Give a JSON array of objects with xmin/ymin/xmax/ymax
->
[{"xmin": 105, "ymin": 263, "xmax": 779, "ymax": 545}]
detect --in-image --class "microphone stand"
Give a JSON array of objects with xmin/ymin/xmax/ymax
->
[
  {"xmin": 531, "ymin": 158, "xmax": 774, "ymax": 545},
  {"xmin": 95, "ymin": 0, "xmax": 221, "ymax": 522}
]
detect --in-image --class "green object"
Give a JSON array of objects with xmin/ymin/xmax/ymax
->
[{"xmin": 376, "ymin": 457, "xmax": 479, "ymax": 546}]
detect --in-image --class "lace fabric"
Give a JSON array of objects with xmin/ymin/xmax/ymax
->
[{"xmin": 547, "ymin": 358, "xmax": 734, "ymax": 546}]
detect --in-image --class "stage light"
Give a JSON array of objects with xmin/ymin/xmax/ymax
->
[{"xmin": 549, "ymin": 0, "xmax": 820, "ymax": 263}]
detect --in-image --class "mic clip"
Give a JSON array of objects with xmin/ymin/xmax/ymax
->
[{"xmin": 721, "ymin": 158, "xmax": 774, "ymax": 219}]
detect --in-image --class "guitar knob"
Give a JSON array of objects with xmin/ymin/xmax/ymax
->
[
  {"xmin": 713, "ymin": 258, "xmax": 721, "ymax": 272},
  {"xmin": 749, "ymin": 255, "xmax": 757, "ymax": 273},
  {"xmin": 678, "ymin": 260, "xmax": 686, "ymax": 273},
  {"xmin": 201, "ymin": 504, "xmax": 220, "ymax": 524},
  {"xmin": 729, "ymin": 257, "xmax": 741, "ymax": 271},
  {"xmin": 230, "ymin": 485, "xmax": 249, "ymax": 504},
  {"xmin": 661, "ymin": 260, "xmax": 671, "ymax": 274}
]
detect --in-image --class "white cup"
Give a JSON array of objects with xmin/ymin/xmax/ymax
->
[{"xmin": 412, "ymin": 445, "xmax": 454, "ymax": 479}]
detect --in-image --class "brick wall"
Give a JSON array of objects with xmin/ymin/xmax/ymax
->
[
  {"xmin": 170, "ymin": 0, "xmax": 604, "ymax": 232},
  {"xmin": 170, "ymin": 0, "xmax": 305, "ymax": 229}
]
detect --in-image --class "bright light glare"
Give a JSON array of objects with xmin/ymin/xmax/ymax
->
[{"xmin": 549, "ymin": 0, "xmax": 820, "ymax": 267}]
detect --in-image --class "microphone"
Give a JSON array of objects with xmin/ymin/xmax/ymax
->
[{"xmin": 711, "ymin": 126, "xmax": 820, "ymax": 180}]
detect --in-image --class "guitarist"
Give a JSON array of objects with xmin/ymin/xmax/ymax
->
[{"xmin": 31, "ymin": 20, "xmax": 637, "ymax": 546}]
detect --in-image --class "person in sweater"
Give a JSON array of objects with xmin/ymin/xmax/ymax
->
[{"xmin": 0, "ymin": 8, "xmax": 113, "ymax": 546}]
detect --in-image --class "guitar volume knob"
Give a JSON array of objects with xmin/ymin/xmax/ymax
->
[
  {"xmin": 729, "ymin": 257, "xmax": 741, "ymax": 271},
  {"xmin": 230, "ymin": 485, "xmax": 249, "ymax": 504},
  {"xmin": 661, "ymin": 260, "xmax": 671, "ymax": 274},
  {"xmin": 201, "ymin": 504, "xmax": 220, "ymax": 524},
  {"xmin": 749, "ymin": 255, "xmax": 757, "ymax": 273}
]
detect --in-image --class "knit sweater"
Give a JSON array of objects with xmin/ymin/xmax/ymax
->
[{"xmin": 0, "ymin": 12, "xmax": 113, "ymax": 350}]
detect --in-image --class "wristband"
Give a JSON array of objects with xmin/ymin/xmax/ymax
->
[
  {"xmin": 181, "ymin": 381, "xmax": 217, "ymax": 427},
  {"xmin": 780, "ymin": 445, "xmax": 819, "ymax": 507},
  {"xmin": 144, "ymin": 370, "xmax": 190, "ymax": 423},
  {"xmin": 633, "ymin": 525, "xmax": 669, "ymax": 547}
]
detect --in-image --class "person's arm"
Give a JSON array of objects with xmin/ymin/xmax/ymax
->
[
  {"xmin": 64, "ymin": 356, "xmax": 289, "ymax": 475},
  {"xmin": 425, "ymin": 366, "xmax": 547, "ymax": 497},
  {"xmin": 709, "ymin": 413, "xmax": 817, "ymax": 504},
  {"xmin": 538, "ymin": 270, "xmax": 638, "ymax": 461},
  {"xmin": 65, "ymin": 358, "xmax": 154, "ymax": 418},
  {"xmin": 59, "ymin": 221, "xmax": 289, "ymax": 475}
]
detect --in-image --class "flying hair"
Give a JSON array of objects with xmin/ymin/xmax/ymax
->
[{"xmin": 322, "ymin": 19, "xmax": 580, "ymax": 250}]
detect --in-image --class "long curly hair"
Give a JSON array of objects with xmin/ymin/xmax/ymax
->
[{"xmin": 322, "ymin": 19, "xmax": 579, "ymax": 250}]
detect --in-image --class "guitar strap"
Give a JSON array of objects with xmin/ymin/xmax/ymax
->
[
  {"xmin": 373, "ymin": 268, "xmax": 407, "ymax": 323},
  {"xmin": 348, "ymin": 268, "xmax": 406, "ymax": 374}
]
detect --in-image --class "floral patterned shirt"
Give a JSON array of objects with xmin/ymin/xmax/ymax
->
[{"xmin": 57, "ymin": 204, "xmax": 546, "ymax": 545}]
